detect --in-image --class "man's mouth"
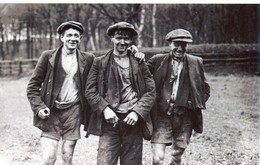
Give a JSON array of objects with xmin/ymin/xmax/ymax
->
[
  {"xmin": 118, "ymin": 45, "xmax": 127, "ymax": 49},
  {"xmin": 175, "ymin": 51, "xmax": 183, "ymax": 55}
]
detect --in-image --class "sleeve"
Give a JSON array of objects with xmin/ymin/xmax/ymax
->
[
  {"xmin": 199, "ymin": 57, "xmax": 210, "ymax": 103},
  {"xmin": 147, "ymin": 55, "xmax": 156, "ymax": 75},
  {"xmin": 26, "ymin": 52, "xmax": 49, "ymax": 116},
  {"xmin": 132, "ymin": 63, "xmax": 156, "ymax": 121},
  {"xmin": 85, "ymin": 57, "xmax": 109, "ymax": 117}
]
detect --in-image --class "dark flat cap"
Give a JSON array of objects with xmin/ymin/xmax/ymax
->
[
  {"xmin": 106, "ymin": 22, "xmax": 138, "ymax": 37},
  {"xmin": 57, "ymin": 21, "xmax": 84, "ymax": 35},
  {"xmin": 165, "ymin": 29, "xmax": 193, "ymax": 43}
]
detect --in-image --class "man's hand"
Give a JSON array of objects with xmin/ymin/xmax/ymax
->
[
  {"xmin": 128, "ymin": 45, "xmax": 145, "ymax": 63},
  {"xmin": 134, "ymin": 52, "xmax": 145, "ymax": 63},
  {"xmin": 38, "ymin": 108, "xmax": 50, "ymax": 119},
  {"xmin": 123, "ymin": 111, "xmax": 139, "ymax": 126},
  {"xmin": 103, "ymin": 107, "xmax": 119, "ymax": 126}
]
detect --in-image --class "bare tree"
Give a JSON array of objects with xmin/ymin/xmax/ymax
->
[
  {"xmin": 0, "ymin": 22, "xmax": 5, "ymax": 60},
  {"xmin": 134, "ymin": 5, "xmax": 146, "ymax": 48},
  {"xmin": 152, "ymin": 4, "xmax": 157, "ymax": 47}
]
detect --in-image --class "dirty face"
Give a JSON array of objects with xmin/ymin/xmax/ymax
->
[
  {"xmin": 170, "ymin": 41, "xmax": 187, "ymax": 58},
  {"xmin": 60, "ymin": 28, "xmax": 81, "ymax": 51},
  {"xmin": 111, "ymin": 30, "xmax": 133, "ymax": 55}
]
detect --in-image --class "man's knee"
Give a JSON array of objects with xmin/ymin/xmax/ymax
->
[
  {"xmin": 61, "ymin": 140, "xmax": 77, "ymax": 164},
  {"xmin": 152, "ymin": 143, "xmax": 166, "ymax": 165},
  {"xmin": 41, "ymin": 137, "xmax": 58, "ymax": 165},
  {"xmin": 153, "ymin": 151, "xmax": 165, "ymax": 165},
  {"xmin": 171, "ymin": 146, "xmax": 185, "ymax": 165},
  {"xmin": 43, "ymin": 156, "xmax": 56, "ymax": 165}
]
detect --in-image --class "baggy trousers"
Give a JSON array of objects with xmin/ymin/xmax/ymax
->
[{"xmin": 97, "ymin": 113, "xmax": 143, "ymax": 165}]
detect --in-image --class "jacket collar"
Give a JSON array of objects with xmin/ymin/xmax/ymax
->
[
  {"xmin": 157, "ymin": 53, "xmax": 171, "ymax": 79},
  {"xmin": 49, "ymin": 45, "xmax": 86, "ymax": 71},
  {"xmin": 100, "ymin": 49, "xmax": 140, "ymax": 85},
  {"xmin": 129, "ymin": 54, "xmax": 139, "ymax": 83},
  {"xmin": 76, "ymin": 49, "xmax": 87, "ymax": 76},
  {"xmin": 49, "ymin": 46, "xmax": 62, "ymax": 67},
  {"xmin": 101, "ymin": 49, "xmax": 114, "ymax": 69}
]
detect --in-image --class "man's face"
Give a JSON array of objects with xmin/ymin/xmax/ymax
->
[
  {"xmin": 170, "ymin": 41, "xmax": 187, "ymax": 58},
  {"xmin": 60, "ymin": 28, "xmax": 81, "ymax": 51},
  {"xmin": 111, "ymin": 31, "xmax": 132, "ymax": 54}
]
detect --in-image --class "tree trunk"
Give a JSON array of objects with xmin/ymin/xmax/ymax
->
[
  {"xmin": 0, "ymin": 23, "xmax": 5, "ymax": 60},
  {"xmin": 88, "ymin": 22, "xmax": 96, "ymax": 51},
  {"xmin": 12, "ymin": 34, "xmax": 17, "ymax": 58},
  {"xmin": 30, "ymin": 21, "xmax": 34, "ymax": 59},
  {"xmin": 135, "ymin": 6, "xmax": 146, "ymax": 48},
  {"xmin": 26, "ymin": 22, "xmax": 31, "ymax": 59},
  {"xmin": 95, "ymin": 22, "xmax": 100, "ymax": 50},
  {"xmin": 49, "ymin": 19, "xmax": 53, "ymax": 49},
  {"xmin": 152, "ymin": 4, "xmax": 157, "ymax": 47}
]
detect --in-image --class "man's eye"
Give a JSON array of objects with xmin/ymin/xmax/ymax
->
[
  {"xmin": 75, "ymin": 34, "xmax": 80, "ymax": 38},
  {"xmin": 174, "ymin": 43, "xmax": 180, "ymax": 47}
]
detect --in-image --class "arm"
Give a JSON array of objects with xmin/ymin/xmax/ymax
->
[
  {"xmin": 85, "ymin": 57, "xmax": 110, "ymax": 117},
  {"xmin": 132, "ymin": 63, "xmax": 156, "ymax": 121},
  {"xmin": 198, "ymin": 58, "xmax": 210, "ymax": 103},
  {"xmin": 27, "ymin": 52, "xmax": 49, "ymax": 117},
  {"xmin": 147, "ymin": 55, "xmax": 156, "ymax": 75}
]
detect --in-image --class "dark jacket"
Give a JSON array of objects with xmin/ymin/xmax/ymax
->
[
  {"xmin": 85, "ymin": 50, "xmax": 156, "ymax": 139},
  {"xmin": 27, "ymin": 46, "xmax": 94, "ymax": 132},
  {"xmin": 147, "ymin": 53, "xmax": 210, "ymax": 133}
]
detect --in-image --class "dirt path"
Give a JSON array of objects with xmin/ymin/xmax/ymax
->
[{"xmin": 0, "ymin": 73, "xmax": 259, "ymax": 165}]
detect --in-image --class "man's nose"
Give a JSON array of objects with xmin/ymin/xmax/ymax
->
[
  {"xmin": 70, "ymin": 36, "xmax": 78, "ymax": 41},
  {"xmin": 177, "ymin": 45, "xmax": 182, "ymax": 50},
  {"xmin": 119, "ymin": 39, "xmax": 126, "ymax": 44}
]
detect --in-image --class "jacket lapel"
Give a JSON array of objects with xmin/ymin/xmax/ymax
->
[
  {"xmin": 75, "ymin": 50, "xmax": 86, "ymax": 90},
  {"xmin": 155, "ymin": 54, "xmax": 170, "ymax": 88},
  {"xmin": 77, "ymin": 50, "xmax": 86, "ymax": 78},
  {"xmin": 129, "ymin": 55, "xmax": 139, "ymax": 84},
  {"xmin": 101, "ymin": 50, "xmax": 113, "ymax": 71},
  {"xmin": 49, "ymin": 46, "xmax": 62, "ymax": 68}
]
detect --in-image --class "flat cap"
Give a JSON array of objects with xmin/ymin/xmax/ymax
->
[
  {"xmin": 57, "ymin": 21, "xmax": 84, "ymax": 35},
  {"xmin": 165, "ymin": 29, "xmax": 193, "ymax": 43},
  {"xmin": 106, "ymin": 22, "xmax": 138, "ymax": 37}
]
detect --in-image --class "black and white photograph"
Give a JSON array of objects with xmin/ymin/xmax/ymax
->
[{"xmin": 0, "ymin": 3, "xmax": 259, "ymax": 165}]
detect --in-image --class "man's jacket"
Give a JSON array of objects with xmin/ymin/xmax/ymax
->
[
  {"xmin": 85, "ymin": 50, "xmax": 156, "ymax": 139},
  {"xmin": 147, "ymin": 53, "xmax": 210, "ymax": 133},
  {"xmin": 27, "ymin": 46, "xmax": 94, "ymax": 132}
]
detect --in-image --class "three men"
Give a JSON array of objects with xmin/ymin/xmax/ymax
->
[
  {"xmin": 27, "ymin": 21, "xmax": 94, "ymax": 165},
  {"xmin": 27, "ymin": 19, "xmax": 210, "ymax": 165},
  {"xmin": 148, "ymin": 29, "xmax": 210, "ymax": 165},
  {"xmin": 85, "ymin": 22, "xmax": 156, "ymax": 165}
]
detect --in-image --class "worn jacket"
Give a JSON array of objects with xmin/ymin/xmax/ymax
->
[
  {"xmin": 85, "ymin": 50, "xmax": 156, "ymax": 139},
  {"xmin": 27, "ymin": 46, "xmax": 94, "ymax": 132},
  {"xmin": 147, "ymin": 53, "xmax": 210, "ymax": 133}
]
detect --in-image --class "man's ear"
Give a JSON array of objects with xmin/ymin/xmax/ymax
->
[
  {"xmin": 60, "ymin": 34, "xmax": 64, "ymax": 42},
  {"xmin": 111, "ymin": 37, "xmax": 115, "ymax": 42}
]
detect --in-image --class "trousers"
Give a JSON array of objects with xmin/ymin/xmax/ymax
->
[{"xmin": 97, "ymin": 113, "xmax": 143, "ymax": 165}]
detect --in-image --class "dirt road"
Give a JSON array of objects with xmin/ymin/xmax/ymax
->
[{"xmin": 0, "ymin": 72, "xmax": 259, "ymax": 165}]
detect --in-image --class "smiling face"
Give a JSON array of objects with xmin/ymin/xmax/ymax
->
[
  {"xmin": 111, "ymin": 30, "xmax": 133, "ymax": 55},
  {"xmin": 60, "ymin": 28, "xmax": 81, "ymax": 51},
  {"xmin": 170, "ymin": 41, "xmax": 188, "ymax": 58}
]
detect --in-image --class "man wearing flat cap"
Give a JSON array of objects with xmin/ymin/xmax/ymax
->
[
  {"xmin": 147, "ymin": 29, "xmax": 210, "ymax": 165},
  {"xmin": 85, "ymin": 21, "xmax": 156, "ymax": 165},
  {"xmin": 27, "ymin": 21, "xmax": 94, "ymax": 165}
]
